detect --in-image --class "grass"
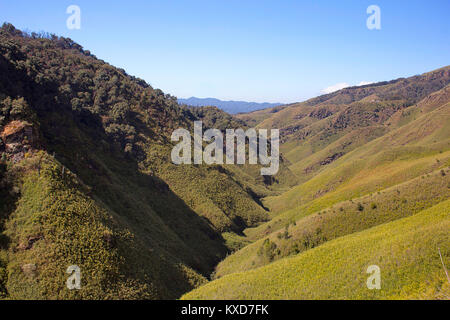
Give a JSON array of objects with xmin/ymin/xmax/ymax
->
[
  {"xmin": 213, "ymin": 167, "xmax": 450, "ymax": 277},
  {"xmin": 1, "ymin": 154, "xmax": 214, "ymax": 299},
  {"xmin": 209, "ymin": 90, "xmax": 450, "ymax": 284},
  {"xmin": 1, "ymin": 26, "xmax": 449, "ymax": 300},
  {"xmin": 248, "ymin": 150, "xmax": 450, "ymax": 241},
  {"xmin": 221, "ymin": 232, "xmax": 252, "ymax": 253},
  {"xmin": 182, "ymin": 199, "xmax": 450, "ymax": 300},
  {"xmin": 253, "ymin": 101, "xmax": 450, "ymax": 236},
  {"xmin": 0, "ymin": 26, "xmax": 296, "ymax": 299}
]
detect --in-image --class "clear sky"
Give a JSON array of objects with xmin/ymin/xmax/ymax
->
[{"xmin": 1, "ymin": 0, "xmax": 449, "ymax": 103}]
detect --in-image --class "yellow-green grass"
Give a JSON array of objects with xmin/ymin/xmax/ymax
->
[
  {"xmin": 212, "ymin": 100, "xmax": 450, "ymax": 277},
  {"xmin": 287, "ymin": 126, "xmax": 387, "ymax": 183},
  {"xmin": 221, "ymin": 232, "xmax": 252, "ymax": 253},
  {"xmin": 261, "ymin": 85, "xmax": 449, "ymax": 190},
  {"xmin": 1, "ymin": 154, "xmax": 211, "ymax": 299},
  {"xmin": 262, "ymin": 103, "xmax": 450, "ymax": 217},
  {"xmin": 234, "ymin": 104, "xmax": 288, "ymax": 127},
  {"xmin": 280, "ymin": 112, "xmax": 344, "ymax": 165},
  {"xmin": 214, "ymin": 167, "xmax": 450, "ymax": 277},
  {"xmin": 255, "ymin": 102, "xmax": 315, "ymax": 130},
  {"xmin": 279, "ymin": 100, "xmax": 402, "ymax": 170},
  {"xmin": 251, "ymin": 149, "xmax": 450, "ymax": 242},
  {"xmin": 182, "ymin": 199, "xmax": 450, "ymax": 300}
]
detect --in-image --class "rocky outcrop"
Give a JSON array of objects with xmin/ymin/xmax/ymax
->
[
  {"xmin": 309, "ymin": 108, "xmax": 333, "ymax": 120},
  {"xmin": 0, "ymin": 120, "xmax": 38, "ymax": 162},
  {"xmin": 319, "ymin": 152, "xmax": 345, "ymax": 165}
]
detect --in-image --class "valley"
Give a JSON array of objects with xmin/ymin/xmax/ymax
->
[{"xmin": 0, "ymin": 23, "xmax": 449, "ymax": 300}]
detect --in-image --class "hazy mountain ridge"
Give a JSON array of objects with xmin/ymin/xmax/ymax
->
[{"xmin": 178, "ymin": 97, "xmax": 282, "ymax": 114}]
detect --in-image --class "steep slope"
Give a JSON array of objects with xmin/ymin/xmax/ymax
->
[
  {"xmin": 263, "ymin": 96, "xmax": 450, "ymax": 217},
  {"xmin": 3, "ymin": 154, "xmax": 209, "ymax": 299},
  {"xmin": 210, "ymin": 84, "xmax": 450, "ymax": 277},
  {"xmin": 213, "ymin": 167, "xmax": 450, "ymax": 277},
  {"xmin": 0, "ymin": 24, "xmax": 291, "ymax": 299},
  {"xmin": 234, "ymin": 104, "xmax": 288, "ymax": 127},
  {"xmin": 248, "ymin": 67, "xmax": 450, "ymax": 185},
  {"xmin": 183, "ymin": 199, "xmax": 450, "ymax": 300},
  {"xmin": 247, "ymin": 85, "xmax": 450, "ymax": 237},
  {"xmin": 1, "ymin": 23, "xmax": 448, "ymax": 300}
]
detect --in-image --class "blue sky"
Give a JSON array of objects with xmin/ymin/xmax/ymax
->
[{"xmin": 1, "ymin": 0, "xmax": 449, "ymax": 103}]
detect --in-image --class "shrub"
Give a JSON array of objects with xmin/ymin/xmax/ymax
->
[{"xmin": 257, "ymin": 239, "xmax": 278, "ymax": 262}]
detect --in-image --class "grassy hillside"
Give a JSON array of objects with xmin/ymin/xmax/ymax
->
[
  {"xmin": 3, "ymin": 154, "xmax": 209, "ymax": 299},
  {"xmin": 251, "ymin": 69, "xmax": 450, "ymax": 187},
  {"xmin": 213, "ymin": 167, "xmax": 450, "ymax": 277},
  {"xmin": 1, "ymin": 149, "xmax": 228, "ymax": 299},
  {"xmin": 262, "ymin": 89, "xmax": 450, "ymax": 217},
  {"xmin": 183, "ymin": 199, "xmax": 450, "ymax": 300},
  {"xmin": 1, "ymin": 23, "xmax": 449, "ymax": 300},
  {"xmin": 0, "ymin": 24, "xmax": 293, "ymax": 299},
  {"xmin": 208, "ymin": 84, "xmax": 450, "ymax": 278},
  {"xmin": 182, "ymin": 66, "xmax": 450, "ymax": 299},
  {"xmin": 234, "ymin": 104, "xmax": 288, "ymax": 127}
]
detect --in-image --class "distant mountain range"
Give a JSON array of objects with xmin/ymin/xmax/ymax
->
[{"xmin": 178, "ymin": 97, "xmax": 282, "ymax": 114}]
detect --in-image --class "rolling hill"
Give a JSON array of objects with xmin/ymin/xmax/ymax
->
[
  {"xmin": 185, "ymin": 66, "xmax": 450, "ymax": 299},
  {"xmin": 183, "ymin": 199, "xmax": 450, "ymax": 300}
]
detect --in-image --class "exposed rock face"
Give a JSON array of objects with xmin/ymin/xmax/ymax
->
[
  {"xmin": 319, "ymin": 152, "xmax": 345, "ymax": 165},
  {"xmin": 0, "ymin": 120, "xmax": 38, "ymax": 162},
  {"xmin": 309, "ymin": 108, "xmax": 333, "ymax": 119}
]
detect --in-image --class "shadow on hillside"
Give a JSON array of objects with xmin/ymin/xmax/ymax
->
[
  {"xmin": 0, "ymin": 162, "xmax": 16, "ymax": 251},
  {"xmin": 0, "ymin": 53, "xmax": 228, "ymax": 285}
]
